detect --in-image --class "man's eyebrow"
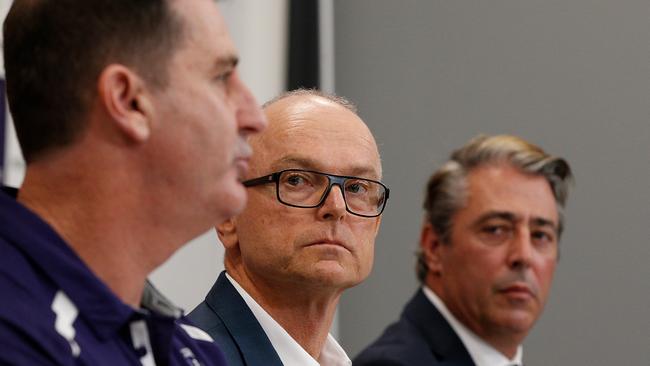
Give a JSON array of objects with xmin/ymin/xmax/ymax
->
[
  {"xmin": 271, "ymin": 155, "xmax": 381, "ymax": 179},
  {"xmin": 474, "ymin": 211, "xmax": 518, "ymax": 226},
  {"xmin": 214, "ymin": 55, "xmax": 239, "ymax": 70},
  {"xmin": 531, "ymin": 217, "xmax": 558, "ymax": 231},
  {"xmin": 473, "ymin": 211, "xmax": 559, "ymax": 231}
]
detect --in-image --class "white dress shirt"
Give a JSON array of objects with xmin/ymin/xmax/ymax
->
[
  {"xmin": 422, "ymin": 286, "xmax": 523, "ymax": 366},
  {"xmin": 226, "ymin": 273, "xmax": 351, "ymax": 366}
]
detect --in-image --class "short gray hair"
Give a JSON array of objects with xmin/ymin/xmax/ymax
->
[
  {"xmin": 416, "ymin": 134, "xmax": 573, "ymax": 282},
  {"xmin": 262, "ymin": 88, "xmax": 358, "ymax": 114}
]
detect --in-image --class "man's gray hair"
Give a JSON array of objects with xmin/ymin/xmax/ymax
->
[
  {"xmin": 262, "ymin": 88, "xmax": 358, "ymax": 114},
  {"xmin": 416, "ymin": 134, "xmax": 573, "ymax": 282}
]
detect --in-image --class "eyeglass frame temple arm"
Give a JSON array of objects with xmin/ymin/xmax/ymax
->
[{"xmin": 242, "ymin": 173, "xmax": 279, "ymax": 187}]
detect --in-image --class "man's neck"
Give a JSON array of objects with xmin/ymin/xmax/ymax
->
[
  {"xmin": 424, "ymin": 284, "xmax": 524, "ymax": 361},
  {"xmin": 18, "ymin": 165, "xmax": 183, "ymax": 308},
  {"xmin": 226, "ymin": 266, "xmax": 341, "ymax": 359}
]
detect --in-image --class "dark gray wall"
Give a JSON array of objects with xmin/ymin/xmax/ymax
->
[{"xmin": 334, "ymin": 1, "xmax": 649, "ymax": 365}]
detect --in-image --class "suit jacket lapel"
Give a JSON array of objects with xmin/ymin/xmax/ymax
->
[
  {"xmin": 205, "ymin": 272, "xmax": 283, "ymax": 366},
  {"xmin": 403, "ymin": 289, "xmax": 475, "ymax": 366}
]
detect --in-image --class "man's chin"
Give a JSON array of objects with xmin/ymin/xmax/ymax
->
[
  {"xmin": 212, "ymin": 181, "xmax": 248, "ymax": 223},
  {"xmin": 307, "ymin": 263, "xmax": 364, "ymax": 289},
  {"xmin": 495, "ymin": 310, "xmax": 537, "ymax": 334}
]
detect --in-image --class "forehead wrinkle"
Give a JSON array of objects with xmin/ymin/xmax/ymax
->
[
  {"xmin": 267, "ymin": 155, "xmax": 380, "ymax": 179},
  {"xmin": 281, "ymin": 120, "xmax": 381, "ymax": 179}
]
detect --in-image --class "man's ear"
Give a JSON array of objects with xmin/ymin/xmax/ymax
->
[
  {"xmin": 216, "ymin": 218, "xmax": 239, "ymax": 250},
  {"xmin": 97, "ymin": 64, "xmax": 153, "ymax": 143},
  {"xmin": 420, "ymin": 220, "xmax": 444, "ymax": 276}
]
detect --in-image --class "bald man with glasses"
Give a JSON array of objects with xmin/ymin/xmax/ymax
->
[{"xmin": 188, "ymin": 90, "xmax": 389, "ymax": 366}]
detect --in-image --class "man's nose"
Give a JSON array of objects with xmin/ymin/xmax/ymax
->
[
  {"xmin": 317, "ymin": 184, "xmax": 347, "ymax": 221},
  {"xmin": 234, "ymin": 74, "xmax": 268, "ymax": 135},
  {"xmin": 507, "ymin": 228, "xmax": 534, "ymax": 269}
]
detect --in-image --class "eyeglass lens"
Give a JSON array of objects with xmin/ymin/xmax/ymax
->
[{"xmin": 277, "ymin": 170, "xmax": 385, "ymax": 216}]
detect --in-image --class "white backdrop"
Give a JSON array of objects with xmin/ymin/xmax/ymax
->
[{"xmin": 0, "ymin": 0, "xmax": 24, "ymax": 188}]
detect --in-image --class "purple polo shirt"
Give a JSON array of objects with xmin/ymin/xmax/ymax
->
[{"xmin": 0, "ymin": 187, "xmax": 227, "ymax": 365}]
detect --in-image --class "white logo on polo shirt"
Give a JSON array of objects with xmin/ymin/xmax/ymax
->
[
  {"xmin": 180, "ymin": 324, "xmax": 214, "ymax": 342},
  {"xmin": 130, "ymin": 320, "xmax": 156, "ymax": 366},
  {"xmin": 180, "ymin": 347, "xmax": 201, "ymax": 366},
  {"xmin": 51, "ymin": 291, "xmax": 81, "ymax": 357}
]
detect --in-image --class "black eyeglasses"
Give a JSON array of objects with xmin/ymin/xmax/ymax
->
[{"xmin": 242, "ymin": 169, "xmax": 390, "ymax": 218}]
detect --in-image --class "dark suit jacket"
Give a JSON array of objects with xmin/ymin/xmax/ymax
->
[
  {"xmin": 353, "ymin": 289, "xmax": 475, "ymax": 366},
  {"xmin": 187, "ymin": 271, "xmax": 283, "ymax": 366}
]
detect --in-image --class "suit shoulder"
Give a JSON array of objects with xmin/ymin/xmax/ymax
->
[
  {"xmin": 354, "ymin": 318, "xmax": 438, "ymax": 366},
  {"xmin": 354, "ymin": 346, "xmax": 411, "ymax": 366},
  {"xmin": 187, "ymin": 302, "xmax": 235, "ymax": 345},
  {"xmin": 354, "ymin": 354, "xmax": 408, "ymax": 366},
  {"xmin": 187, "ymin": 302, "xmax": 222, "ymax": 330},
  {"xmin": 186, "ymin": 302, "xmax": 245, "ymax": 366}
]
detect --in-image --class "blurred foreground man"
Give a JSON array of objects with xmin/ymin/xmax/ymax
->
[
  {"xmin": 0, "ymin": 0, "xmax": 266, "ymax": 364},
  {"xmin": 189, "ymin": 90, "xmax": 390, "ymax": 366},
  {"xmin": 354, "ymin": 135, "xmax": 572, "ymax": 366}
]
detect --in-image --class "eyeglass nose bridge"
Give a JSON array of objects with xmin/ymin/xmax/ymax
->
[{"xmin": 316, "ymin": 174, "xmax": 349, "ymax": 208}]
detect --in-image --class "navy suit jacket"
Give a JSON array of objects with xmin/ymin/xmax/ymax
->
[
  {"xmin": 353, "ymin": 289, "xmax": 475, "ymax": 366},
  {"xmin": 187, "ymin": 271, "xmax": 283, "ymax": 366}
]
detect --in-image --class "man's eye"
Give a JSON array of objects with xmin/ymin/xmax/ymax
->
[
  {"xmin": 214, "ymin": 70, "xmax": 233, "ymax": 84},
  {"xmin": 532, "ymin": 230, "xmax": 556, "ymax": 244},
  {"xmin": 479, "ymin": 225, "xmax": 513, "ymax": 243},
  {"xmin": 286, "ymin": 175, "xmax": 306, "ymax": 186},
  {"xmin": 483, "ymin": 225, "xmax": 506, "ymax": 235},
  {"xmin": 346, "ymin": 182, "xmax": 368, "ymax": 194},
  {"xmin": 284, "ymin": 173, "xmax": 318, "ymax": 188}
]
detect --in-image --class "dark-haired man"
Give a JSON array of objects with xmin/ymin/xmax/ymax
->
[
  {"xmin": 354, "ymin": 135, "xmax": 572, "ymax": 366},
  {"xmin": 0, "ymin": 0, "xmax": 266, "ymax": 364},
  {"xmin": 189, "ymin": 90, "xmax": 389, "ymax": 366}
]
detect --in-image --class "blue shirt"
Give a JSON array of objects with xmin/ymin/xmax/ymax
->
[{"xmin": 0, "ymin": 187, "xmax": 227, "ymax": 365}]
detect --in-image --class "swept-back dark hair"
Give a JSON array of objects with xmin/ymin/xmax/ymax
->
[{"xmin": 3, "ymin": 0, "xmax": 185, "ymax": 162}]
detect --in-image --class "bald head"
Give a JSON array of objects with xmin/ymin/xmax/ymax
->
[{"xmin": 247, "ymin": 93, "xmax": 381, "ymax": 181}]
